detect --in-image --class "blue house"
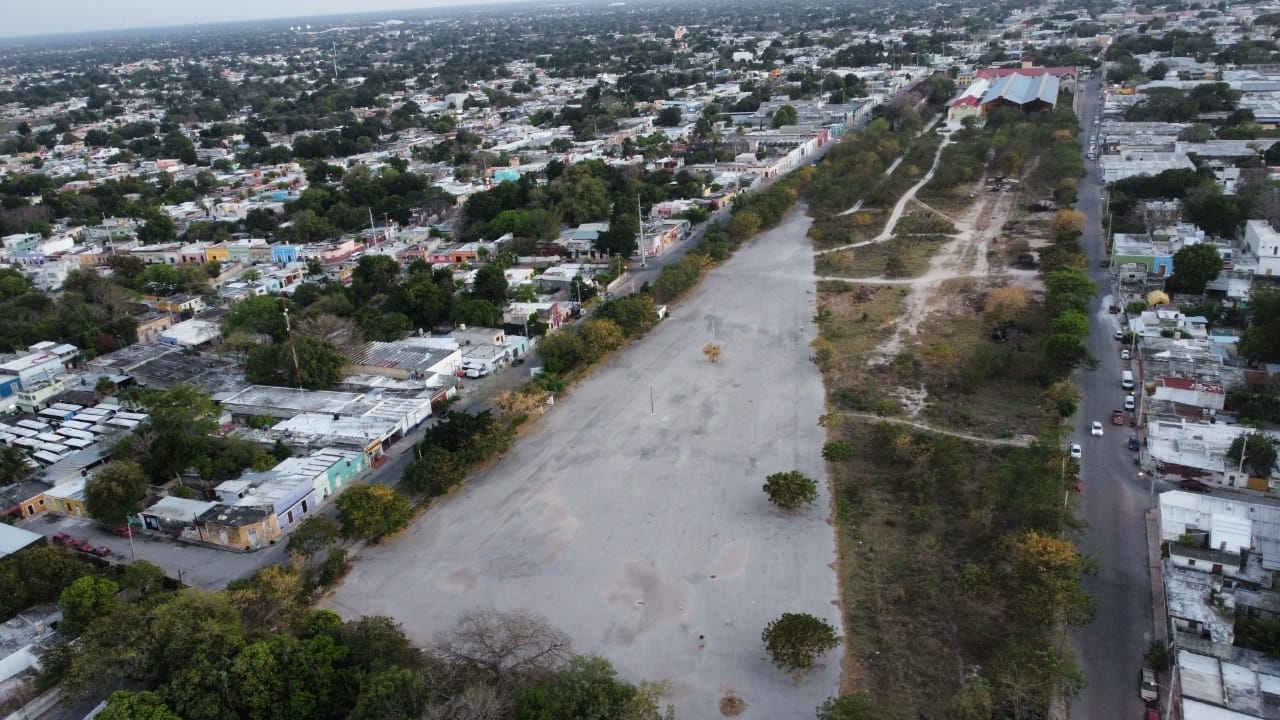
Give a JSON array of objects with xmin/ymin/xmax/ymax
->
[{"xmin": 271, "ymin": 244, "xmax": 299, "ymax": 265}]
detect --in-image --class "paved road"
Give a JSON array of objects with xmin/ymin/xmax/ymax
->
[
  {"xmin": 1069, "ymin": 74, "xmax": 1166, "ymax": 718},
  {"xmin": 326, "ymin": 206, "xmax": 838, "ymax": 720}
]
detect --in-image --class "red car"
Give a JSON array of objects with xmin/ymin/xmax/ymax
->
[
  {"xmin": 52, "ymin": 532, "xmax": 75, "ymax": 546},
  {"xmin": 109, "ymin": 525, "xmax": 133, "ymax": 538},
  {"xmin": 1112, "ymin": 409, "xmax": 1126, "ymax": 425}
]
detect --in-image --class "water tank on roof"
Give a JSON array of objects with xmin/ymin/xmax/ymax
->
[{"xmin": 1147, "ymin": 290, "xmax": 1169, "ymax": 307}]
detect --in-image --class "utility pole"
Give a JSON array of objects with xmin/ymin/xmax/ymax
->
[{"xmin": 637, "ymin": 195, "xmax": 647, "ymax": 269}]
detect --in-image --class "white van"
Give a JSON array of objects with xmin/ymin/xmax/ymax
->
[{"xmin": 1121, "ymin": 371, "xmax": 1134, "ymax": 390}]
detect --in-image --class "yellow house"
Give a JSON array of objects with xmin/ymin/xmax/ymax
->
[
  {"xmin": 44, "ymin": 478, "xmax": 89, "ymax": 518},
  {"xmin": 196, "ymin": 504, "xmax": 281, "ymax": 550},
  {"xmin": 205, "ymin": 243, "xmax": 230, "ymax": 263}
]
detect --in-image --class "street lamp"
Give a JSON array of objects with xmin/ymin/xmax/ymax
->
[{"xmin": 1140, "ymin": 470, "xmax": 1157, "ymax": 504}]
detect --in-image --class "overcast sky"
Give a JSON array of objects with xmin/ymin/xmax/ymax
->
[{"xmin": 5, "ymin": 1, "xmax": 494, "ymax": 39}]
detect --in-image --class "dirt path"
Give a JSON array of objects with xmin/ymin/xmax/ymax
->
[
  {"xmin": 819, "ymin": 135, "xmax": 950, "ymax": 254},
  {"xmin": 832, "ymin": 411, "xmax": 1034, "ymax": 447}
]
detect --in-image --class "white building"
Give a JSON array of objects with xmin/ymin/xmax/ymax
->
[{"xmin": 1243, "ymin": 219, "xmax": 1280, "ymax": 277}]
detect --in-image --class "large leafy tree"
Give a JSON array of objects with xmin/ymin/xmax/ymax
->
[
  {"xmin": 762, "ymin": 470, "xmax": 819, "ymax": 510},
  {"xmin": 0, "ymin": 444, "xmax": 30, "ymax": 486},
  {"xmin": 59, "ymin": 576, "xmax": 121, "ymax": 637},
  {"xmin": 244, "ymin": 336, "xmax": 345, "ymax": 390},
  {"xmin": 1240, "ymin": 288, "xmax": 1280, "ymax": 362},
  {"xmin": 225, "ymin": 295, "xmax": 290, "ymax": 342},
  {"xmin": 335, "ymin": 485, "xmax": 411, "ymax": 542},
  {"xmin": 471, "ymin": 264, "xmax": 509, "ymax": 306},
  {"xmin": 284, "ymin": 515, "xmax": 341, "ymax": 561},
  {"xmin": 1228, "ymin": 431, "xmax": 1279, "ymax": 479},
  {"xmin": 761, "ymin": 612, "xmax": 839, "ymax": 672},
  {"xmin": 1169, "ymin": 243, "xmax": 1223, "ymax": 294},
  {"xmin": 85, "ymin": 460, "xmax": 149, "ymax": 525}
]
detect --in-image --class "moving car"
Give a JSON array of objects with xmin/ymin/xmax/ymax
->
[
  {"xmin": 1140, "ymin": 668, "xmax": 1159, "ymax": 704},
  {"xmin": 1111, "ymin": 410, "xmax": 1125, "ymax": 426},
  {"xmin": 1091, "ymin": 421, "xmax": 1105, "ymax": 436},
  {"xmin": 1114, "ymin": 328, "xmax": 1125, "ymax": 340},
  {"xmin": 1070, "ymin": 443, "xmax": 1083, "ymax": 459},
  {"xmin": 1179, "ymin": 478, "xmax": 1212, "ymax": 493}
]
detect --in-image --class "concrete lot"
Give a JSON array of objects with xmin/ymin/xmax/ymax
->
[{"xmin": 326, "ymin": 206, "xmax": 840, "ymax": 719}]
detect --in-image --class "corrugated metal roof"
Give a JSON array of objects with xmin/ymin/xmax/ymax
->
[{"xmin": 979, "ymin": 72, "xmax": 1059, "ymax": 108}]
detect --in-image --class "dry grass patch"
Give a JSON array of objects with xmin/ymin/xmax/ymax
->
[
  {"xmin": 814, "ymin": 282, "xmax": 906, "ymax": 391},
  {"xmin": 829, "ymin": 421, "xmax": 991, "ymax": 715},
  {"xmin": 814, "ymin": 234, "xmax": 948, "ymax": 279}
]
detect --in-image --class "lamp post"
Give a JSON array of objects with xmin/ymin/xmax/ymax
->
[{"xmin": 1140, "ymin": 470, "xmax": 1157, "ymax": 504}]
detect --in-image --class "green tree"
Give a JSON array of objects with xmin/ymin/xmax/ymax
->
[
  {"xmin": 656, "ymin": 106, "xmax": 683, "ymax": 127},
  {"xmin": 85, "ymin": 460, "xmax": 149, "ymax": 525},
  {"xmin": 402, "ymin": 446, "xmax": 467, "ymax": 498},
  {"xmin": 225, "ymin": 295, "xmax": 290, "ymax": 341},
  {"xmin": 1044, "ymin": 269, "xmax": 1096, "ymax": 315},
  {"xmin": 595, "ymin": 295, "xmax": 659, "ymax": 337},
  {"xmin": 284, "ymin": 515, "xmax": 341, "ymax": 561},
  {"xmin": 761, "ymin": 612, "xmax": 839, "ymax": 673},
  {"xmin": 762, "ymin": 470, "xmax": 819, "ymax": 510},
  {"xmin": 452, "ymin": 297, "xmax": 502, "ymax": 328},
  {"xmin": 244, "ymin": 336, "xmax": 345, "ymax": 390},
  {"xmin": 0, "ymin": 545, "xmax": 96, "ymax": 618},
  {"xmin": 1241, "ymin": 288, "xmax": 1280, "ymax": 362},
  {"xmin": 136, "ymin": 213, "xmax": 176, "ymax": 245},
  {"xmin": 772, "ymin": 104, "xmax": 799, "ymax": 128},
  {"xmin": 336, "ymin": 485, "xmax": 412, "ymax": 542},
  {"xmin": 1228, "ymin": 431, "xmax": 1279, "ymax": 478},
  {"xmin": 514, "ymin": 655, "xmax": 672, "ymax": 720},
  {"xmin": 120, "ymin": 560, "xmax": 166, "ymax": 597},
  {"xmin": 822, "ymin": 441, "xmax": 854, "ymax": 462},
  {"xmin": 578, "ymin": 318, "xmax": 625, "ymax": 362},
  {"xmin": 58, "ymin": 575, "xmax": 121, "ymax": 636},
  {"xmin": 231, "ymin": 633, "xmax": 347, "ymax": 720},
  {"xmin": 535, "ymin": 329, "xmax": 585, "ymax": 374},
  {"xmin": 0, "ymin": 444, "xmax": 31, "ymax": 485},
  {"xmin": 1170, "ymin": 242, "xmax": 1223, "ymax": 294},
  {"xmin": 98, "ymin": 690, "xmax": 183, "ymax": 720},
  {"xmin": 471, "ymin": 264, "xmax": 509, "ymax": 305},
  {"xmin": 818, "ymin": 693, "xmax": 890, "ymax": 720}
]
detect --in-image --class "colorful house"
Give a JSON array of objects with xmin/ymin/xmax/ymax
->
[
  {"xmin": 44, "ymin": 478, "xmax": 89, "ymax": 518},
  {"xmin": 196, "ymin": 504, "xmax": 281, "ymax": 550},
  {"xmin": 271, "ymin": 244, "xmax": 299, "ymax": 265}
]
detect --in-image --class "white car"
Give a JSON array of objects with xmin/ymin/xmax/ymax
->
[
  {"xmin": 1070, "ymin": 443, "xmax": 1083, "ymax": 459},
  {"xmin": 1091, "ymin": 421, "xmax": 1104, "ymax": 436},
  {"xmin": 1124, "ymin": 395, "xmax": 1136, "ymax": 411},
  {"xmin": 1121, "ymin": 349, "xmax": 1130, "ymax": 360}
]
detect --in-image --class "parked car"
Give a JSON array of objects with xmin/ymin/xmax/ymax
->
[
  {"xmin": 52, "ymin": 532, "xmax": 75, "ymax": 546},
  {"xmin": 1121, "ymin": 349, "xmax": 1131, "ymax": 360},
  {"xmin": 1111, "ymin": 410, "xmax": 1125, "ymax": 425},
  {"xmin": 1070, "ymin": 443, "xmax": 1083, "ymax": 459},
  {"xmin": 511, "ymin": 358, "xmax": 525, "ymax": 366},
  {"xmin": 109, "ymin": 525, "xmax": 133, "ymax": 538},
  {"xmin": 1124, "ymin": 395, "xmax": 1136, "ymax": 411},
  {"xmin": 1091, "ymin": 421, "xmax": 1105, "ymax": 436},
  {"xmin": 1179, "ymin": 478, "xmax": 1212, "ymax": 493},
  {"xmin": 1129, "ymin": 435, "xmax": 1141, "ymax": 451},
  {"xmin": 86, "ymin": 544, "xmax": 110, "ymax": 557},
  {"xmin": 1140, "ymin": 668, "xmax": 1159, "ymax": 704},
  {"xmin": 1146, "ymin": 708, "xmax": 1160, "ymax": 720}
]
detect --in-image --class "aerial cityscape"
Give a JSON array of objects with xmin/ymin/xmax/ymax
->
[{"xmin": 1, "ymin": 0, "xmax": 1279, "ymax": 718}]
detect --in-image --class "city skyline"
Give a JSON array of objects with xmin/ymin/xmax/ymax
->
[{"xmin": 4, "ymin": 0, "xmax": 517, "ymax": 39}]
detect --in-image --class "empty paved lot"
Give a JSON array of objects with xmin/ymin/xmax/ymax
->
[{"xmin": 327, "ymin": 207, "xmax": 840, "ymax": 719}]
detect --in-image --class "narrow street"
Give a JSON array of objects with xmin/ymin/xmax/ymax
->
[{"xmin": 1069, "ymin": 74, "xmax": 1160, "ymax": 719}]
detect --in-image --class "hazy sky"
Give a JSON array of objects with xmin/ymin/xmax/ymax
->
[{"xmin": 5, "ymin": 1, "xmax": 491, "ymax": 39}]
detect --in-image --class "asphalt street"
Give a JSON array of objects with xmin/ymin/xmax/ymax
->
[
  {"xmin": 1069, "ymin": 75, "xmax": 1164, "ymax": 718},
  {"xmin": 326, "ymin": 206, "xmax": 838, "ymax": 720}
]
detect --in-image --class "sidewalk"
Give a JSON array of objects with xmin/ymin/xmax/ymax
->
[{"xmin": 1146, "ymin": 507, "xmax": 1170, "ymax": 710}]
